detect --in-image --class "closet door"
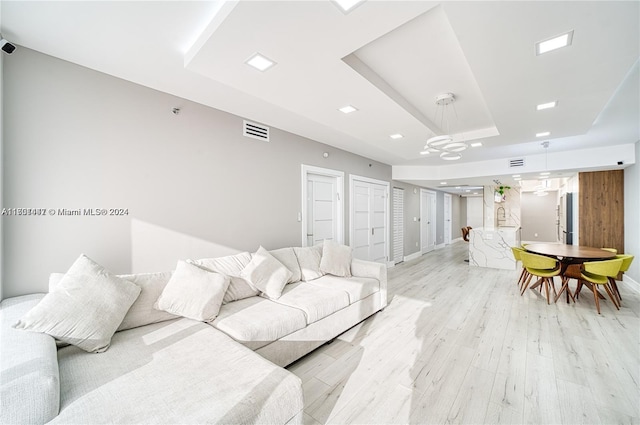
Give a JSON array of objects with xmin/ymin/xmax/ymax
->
[
  {"xmin": 350, "ymin": 176, "xmax": 389, "ymax": 263},
  {"xmin": 392, "ymin": 188, "xmax": 404, "ymax": 264}
]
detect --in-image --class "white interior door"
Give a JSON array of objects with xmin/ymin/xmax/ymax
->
[
  {"xmin": 307, "ymin": 174, "xmax": 336, "ymax": 246},
  {"xmin": 301, "ymin": 165, "xmax": 344, "ymax": 246},
  {"xmin": 350, "ymin": 176, "xmax": 389, "ymax": 263},
  {"xmin": 420, "ymin": 189, "xmax": 436, "ymax": 254},
  {"xmin": 444, "ymin": 193, "xmax": 452, "ymax": 245},
  {"xmin": 392, "ymin": 187, "xmax": 404, "ymax": 264}
]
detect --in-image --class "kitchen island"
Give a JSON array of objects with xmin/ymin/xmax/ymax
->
[{"xmin": 469, "ymin": 226, "xmax": 521, "ymax": 270}]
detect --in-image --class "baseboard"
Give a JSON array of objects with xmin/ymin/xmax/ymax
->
[
  {"xmin": 435, "ymin": 243, "xmax": 446, "ymax": 250},
  {"xmin": 623, "ymin": 274, "xmax": 640, "ymax": 294},
  {"xmin": 452, "ymin": 237, "xmax": 463, "ymax": 243},
  {"xmin": 387, "ymin": 261, "xmax": 395, "ymax": 268},
  {"xmin": 403, "ymin": 251, "xmax": 422, "ymax": 262}
]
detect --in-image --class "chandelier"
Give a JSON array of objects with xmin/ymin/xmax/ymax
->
[{"xmin": 424, "ymin": 93, "xmax": 468, "ymax": 160}]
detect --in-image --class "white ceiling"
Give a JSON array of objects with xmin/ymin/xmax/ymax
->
[{"xmin": 1, "ymin": 1, "xmax": 638, "ymax": 189}]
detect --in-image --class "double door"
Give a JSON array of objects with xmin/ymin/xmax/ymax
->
[{"xmin": 351, "ymin": 177, "xmax": 389, "ymax": 264}]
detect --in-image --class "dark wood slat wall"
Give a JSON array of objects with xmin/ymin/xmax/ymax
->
[{"xmin": 579, "ymin": 170, "xmax": 624, "ymax": 253}]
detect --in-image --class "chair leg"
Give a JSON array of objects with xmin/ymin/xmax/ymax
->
[
  {"xmin": 576, "ymin": 280, "xmax": 583, "ymax": 299},
  {"xmin": 520, "ymin": 274, "xmax": 534, "ymax": 296},
  {"xmin": 518, "ymin": 268, "xmax": 526, "ymax": 286},
  {"xmin": 544, "ymin": 278, "xmax": 551, "ymax": 305},
  {"xmin": 603, "ymin": 283, "xmax": 620, "ymax": 310},
  {"xmin": 550, "ymin": 277, "xmax": 557, "ymax": 299},
  {"xmin": 593, "ymin": 285, "xmax": 601, "ymax": 314},
  {"xmin": 555, "ymin": 276, "xmax": 576, "ymax": 304},
  {"xmin": 608, "ymin": 277, "xmax": 622, "ymax": 303}
]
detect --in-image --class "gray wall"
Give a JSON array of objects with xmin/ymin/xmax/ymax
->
[
  {"xmin": 521, "ymin": 191, "xmax": 559, "ymax": 242},
  {"xmin": 624, "ymin": 140, "xmax": 639, "ymax": 284},
  {"xmin": 1, "ymin": 47, "xmax": 392, "ymax": 298}
]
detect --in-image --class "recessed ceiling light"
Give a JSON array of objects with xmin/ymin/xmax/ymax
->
[
  {"xmin": 440, "ymin": 182, "xmax": 447, "ymax": 185},
  {"xmin": 455, "ymin": 186, "xmax": 461, "ymax": 189},
  {"xmin": 540, "ymin": 172, "xmax": 550, "ymax": 176},
  {"xmin": 537, "ymin": 101, "xmax": 558, "ymax": 110},
  {"xmin": 332, "ymin": 0, "xmax": 364, "ymax": 13},
  {"xmin": 536, "ymin": 30, "xmax": 574, "ymax": 55},
  {"xmin": 419, "ymin": 151, "xmax": 430, "ymax": 155},
  {"xmin": 470, "ymin": 142, "xmax": 483, "ymax": 147},
  {"xmin": 536, "ymin": 132, "xmax": 551, "ymax": 137},
  {"xmin": 512, "ymin": 174, "xmax": 520, "ymax": 178},
  {"xmin": 390, "ymin": 134, "xmax": 403, "ymax": 140},
  {"xmin": 514, "ymin": 177, "xmax": 522, "ymax": 181},
  {"xmin": 338, "ymin": 105, "xmax": 358, "ymax": 114},
  {"xmin": 245, "ymin": 53, "xmax": 276, "ymax": 72},
  {"xmin": 465, "ymin": 189, "xmax": 471, "ymax": 192}
]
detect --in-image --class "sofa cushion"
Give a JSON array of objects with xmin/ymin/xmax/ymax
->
[
  {"xmin": 50, "ymin": 271, "xmax": 180, "ymax": 332},
  {"xmin": 53, "ymin": 318, "xmax": 303, "ymax": 425},
  {"xmin": 189, "ymin": 252, "xmax": 259, "ymax": 303},
  {"xmin": 212, "ymin": 297, "xmax": 307, "ymax": 350},
  {"xmin": 1, "ymin": 294, "xmax": 60, "ymax": 425},
  {"xmin": 13, "ymin": 254, "xmax": 141, "ymax": 353},
  {"xmin": 270, "ymin": 282, "xmax": 350, "ymax": 324},
  {"xmin": 116, "ymin": 271, "xmax": 178, "ymax": 331},
  {"xmin": 293, "ymin": 245, "xmax": 326, "ymax": 281},
  {"xmin": 155, "ymin": 260, "xmax": 229, "ymax": 322},
  {"xmin": 308, "ymin": 275, "xmax": 380, "ymax": 304},
  {"xmin": 270, "ymin": 247, "xmax": 302, "ymax": 283},
  {"xmin": 241, "ymin": 246, "xmax": 292, "ymax": 299},
  {"xmin": 319, "ymin": 239, "xmax": 352, "ymax": 277}
]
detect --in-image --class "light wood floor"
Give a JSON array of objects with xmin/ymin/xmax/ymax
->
[{"xmin": 287, "ymin": 242, "xmax": 640, "ymax": 425}]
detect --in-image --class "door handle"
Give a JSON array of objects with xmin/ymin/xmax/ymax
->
[{"xmin": 371, "ymin": 228, "xmax": 374, "ymax": 235}]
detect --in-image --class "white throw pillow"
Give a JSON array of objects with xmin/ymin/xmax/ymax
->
[
  {"xmin": 241, "ymin": 246, "xmax": 292, "ymax": 299},
  {"xmin": 155, "ymin": 260, "xmax": 229, "ymax": 322},
  {"xmin": 188, "ymin": 252, "xmax": 258, "ymax": 303},
  {"xmin": 49, "ymin": 271, "xmax": 178, "ymax": 331},
  {"xmin": 320, "ymin": 239, "xmax": 353, "ymax": 277},
  {"xmin": 13, "ymin": 254, "xmax": 141, "ymax": 353},
  {"xmin": 269, "ymin": 247, "xmax": 302, "ymax": 284},
  {"xmin": 293, "ymin": 245, "xmax": 326, "ymax": 281}
]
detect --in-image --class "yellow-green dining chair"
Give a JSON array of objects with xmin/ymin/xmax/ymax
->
[
  {"xmin": 519, "ymin": 251, "xmax": 561, "ymax": 304},
  {"xmin": 608, "ymin": 254, "xmax": 634, "ymax": 302},
  {"xmin": 570, "ymin": 258, "xmax": 623, "ymax": 314},
  {"xmin": 510, "ymin": 246, "xmax": 529, "ymax": 290}
]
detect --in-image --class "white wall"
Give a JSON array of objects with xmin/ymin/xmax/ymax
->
[
  {"xmin": 466, "ymin": 196, "xmax": 483, "ymax": 228},
  {"xmin": 521, "ymin": 191, "xmax": 559, "ymax": 242},
  {"xmin": 1, "ymin": 47, "xmax": 393, "ymax": 298},
  {"xmin": 624, "ymin": 141, "xmax": 640, "ymax": 285}
]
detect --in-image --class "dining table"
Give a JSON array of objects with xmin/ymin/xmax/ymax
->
[{"xmin": 523, "ymin": 243, "xmax": 617, "ymax": 303}]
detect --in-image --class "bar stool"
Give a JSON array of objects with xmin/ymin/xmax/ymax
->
[
  {"xmin": 569, "ymin": 258, "xmax": 623, "ymax": 314},
  {"xmin": 519, "ymin": 251, "xmax": 561, "ymax": 304}
]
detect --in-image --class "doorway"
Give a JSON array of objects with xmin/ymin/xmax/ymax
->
[
  {"xmin": 420, "ymin": 189, "xmax": 436, "ymax": 254},
  {"xmin": 350, "ymin": 175, "xmax": 389, "ymax": 263},
  {"xmin": 444, "ymin": 193, "xmax": 452, "ymax": 245},
  {"xmin": 301, "ymin": 165, "xmax": 344, "ymax": 246}
]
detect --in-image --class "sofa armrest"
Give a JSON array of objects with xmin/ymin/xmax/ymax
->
[
  {"xmin": 1, "ymin": 294, "xmax": 60, "ymax": 424},
  {"xmin": 351, "ymin": 259, "xmax": 388, "ymax": 307}
]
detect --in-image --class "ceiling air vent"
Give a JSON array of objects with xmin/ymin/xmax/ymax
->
[
  {"xmin": 243, "ymin": 120, "xmax": 270, "ymax": 142},
  {"xmin": 509, "ymin": 158, "xmax": 525, "ymax": 168}
]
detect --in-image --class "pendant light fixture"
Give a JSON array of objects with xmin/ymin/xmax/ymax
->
[
  {"xmin": 424, "ymin": 93, "xmax": 468, "ymax": 160},
  {"xmin": 535, "ymin": 141, "xmax": 550, "ymax": 196}
]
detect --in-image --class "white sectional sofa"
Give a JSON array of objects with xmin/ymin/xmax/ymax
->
[{"xmin": 0, "ymin": 242, "xmax": 387, "ymax": 424}]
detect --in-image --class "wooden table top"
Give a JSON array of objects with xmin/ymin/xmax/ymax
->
[{"xmin": 525, "ymin": 243, "xmax": 617, "ymax": 260}]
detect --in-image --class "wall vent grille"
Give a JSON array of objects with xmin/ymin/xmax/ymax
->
[
  {"xmin": 509, "ymin": 158, "xmax": 525, "ymax": 168},
  {"xmin": 243, "ymin": 120, "xmax": 270, "ymax": 142}
]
